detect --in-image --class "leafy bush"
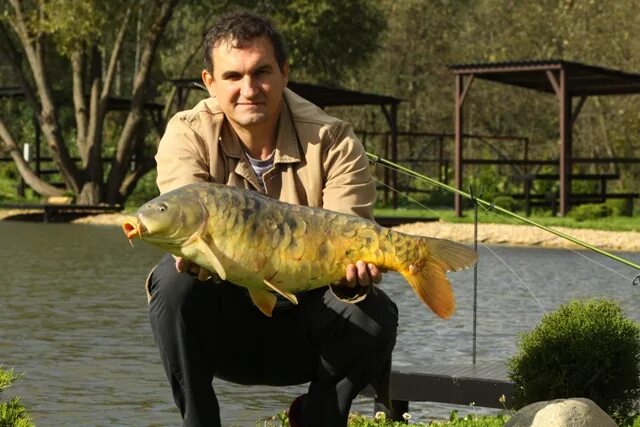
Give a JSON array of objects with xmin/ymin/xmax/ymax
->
[
  {"xmin": 0, "ymin": 366, "xmax": 34, "ymax": 427},
  {"xmin": 606, "ymin": 198, "xmax": 632, "ymax": 217},
  {"xmin": 508, "ymin": 298, "xmax": 640, "ymax": 424},
  {"xmin": 569, "ymin": 203, "xmax": 612, "ymax": 221},
  {"xmin": 492, "ymin": 196, "xmax": 520, "ymax": 212}
]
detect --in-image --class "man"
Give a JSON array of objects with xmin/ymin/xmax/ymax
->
[{"xmin": 148, "ymin": 10, "xmax": 398, "ymax": 427}]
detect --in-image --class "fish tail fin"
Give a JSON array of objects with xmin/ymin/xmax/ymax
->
[{"xmin": 398, "ymin": 237, "xmax": 477, "ymax": 319}]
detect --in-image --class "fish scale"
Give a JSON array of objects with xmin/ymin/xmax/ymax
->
[{"xmin": 123, "ymin": 182, "xmax": 478, "ymax": 318}]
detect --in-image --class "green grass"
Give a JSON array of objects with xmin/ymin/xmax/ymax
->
[
  {"xmin": 374, "ymin": 207, "xmax": 640, "ymax": 232},
  {"xmin": 255, "ymin": 410, "xmax": 511, "ymax": 427},
  {"xmin": 256, "ymin": 410, "xmax": 640, "ymax": 427}
]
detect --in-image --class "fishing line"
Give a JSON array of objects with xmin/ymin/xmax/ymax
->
[
  {"xmin": 396, "ymin": 173, "xmax": 636, "ymax": 282},
  {"xmin": 481, "ymin": 245, "xmax": 548, "ymax": 314},
  {"xmin": 372, "ymin": 176, "xmax": 547, "ymax": 311},
  {"xmin": 566, "ymin": 249, "xmax": 635, "ymax": 282},
  {"xmin": 368, "ymin": 153, "xmax": 640, "ymax": 272}
]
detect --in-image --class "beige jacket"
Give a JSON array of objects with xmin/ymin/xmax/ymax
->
[{"xmin": 155, "ymin": 88, "xmax": 375, "ymax": 219}]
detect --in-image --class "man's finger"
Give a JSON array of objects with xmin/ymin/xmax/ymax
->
[
  {"xmin": 368, "ymin": 263, "xmax": 382, "ymax": 284},
  {"xmin": 174, "ymin": 256, "xmax": 186, "ymax": 272},
  {"xmin": 355, "ymin": 260, "xmax": 370, "ymax": 287},
  {"xmin": 344, "ymin": 264, "xmax": 358, "ymax": 288},
  {"xmin": 197, "ymin": 267, "xmax": 212, "ymax": 281}
]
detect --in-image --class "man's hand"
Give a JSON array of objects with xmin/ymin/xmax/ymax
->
[
  {"xmin": 341, "ymin": 260, "xmax": 382, "ymax": 288},
  {"xmin": 173, "ymin": 255, "xmax": 212, "ymax": 281}
]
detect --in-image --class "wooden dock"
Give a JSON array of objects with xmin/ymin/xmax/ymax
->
[
  {"xmin": 0, "ymin": 202, "xmax": 122, "ymax": 223},
  {"xmin": 363, "ymin": 362, "xmax": 513, "ymax": 419}
]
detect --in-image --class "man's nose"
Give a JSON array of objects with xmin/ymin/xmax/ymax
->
[{"xmin": 240, "ymin": 76, "xmax": 259, "ymax": 98}]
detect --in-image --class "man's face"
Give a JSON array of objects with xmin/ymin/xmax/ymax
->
[{"xmin": 202, "ymin": 35, "xmax": 289, "ymax": 129}]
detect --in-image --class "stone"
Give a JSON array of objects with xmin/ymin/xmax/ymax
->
[{"xmin": 504, "ymin": 398, "xmax": 618, "ymax": 427}]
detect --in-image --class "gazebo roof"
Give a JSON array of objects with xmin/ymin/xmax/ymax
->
[
  {"xmin": 0, "ymin": 86, "xmax": 163, "ymax": 110},
  {"xmin": 449, "ymin": 60, "xmax": 640, "ymax": 96},
  {"xmin": 286, "ymin": 81, "xmax": 401, "ymax": 107},
  {"xmin": 169, "ymin": 79, "xmax": 402, "ymax": 108}
]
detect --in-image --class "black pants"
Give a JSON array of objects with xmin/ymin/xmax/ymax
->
[{"xmin": 148, "ymin": 253, "xmax": 398, "ymax": 427}]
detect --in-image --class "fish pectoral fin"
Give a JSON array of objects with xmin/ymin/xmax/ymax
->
[
  {"xmin": 263, "ymin": 279, "xmax": 298, "ymax": 305},
  {"xmin": 193, "ymin": 237, "xmax": 227, "ymax": 280},
  {"xmin": 248, "ymin": 289, "xmax": 278, "ymax": 317}
]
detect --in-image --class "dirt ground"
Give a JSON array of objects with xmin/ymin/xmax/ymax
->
[
  {"xmin": 2, "ymin": 209, "xmax": 636, "ymax": 252},
  {"xmin": 392, "ymin": 220, "xmax": 640, "ymax": 252}
]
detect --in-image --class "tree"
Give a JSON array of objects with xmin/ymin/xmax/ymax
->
[
  {"xmin": 0, "ymin": 0, "xmax": 386, "ymax": 205},
  {"xmin": 0, "ymin": 0, "xmax": 178, "ymax": 204}
]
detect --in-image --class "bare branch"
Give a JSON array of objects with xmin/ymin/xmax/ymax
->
[
  {"xmin": 7, "ymin": 0, "xmax": 82, "ymax": 191},
  {"xmin": 70, "ymin": 50, "xmax": 88, "ymax": 155},
  {"xmin": 0, "ymin": 118, "xmax": 65, "ymax": 197},
  {"xmin": 120, "ymin": 158, "xmax": 156, "ymax": 200},
  {"xmin": 85, "ymin": 46, "xmax": 102, "ymax": 168},
  {"xmin": 102, "ymin": 4, "xmax": 133, "ymax": 100},
  {"xmin": 107, "ymin": 0, "xmax": 178, "ymax": 202},
  {"xmin": 161, "ymin": 2, "xmax": 229, "ymax": 122}
]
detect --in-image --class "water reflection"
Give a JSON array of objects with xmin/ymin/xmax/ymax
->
[{"xmin": 1, "ymin": 221, "xmax": 639, "ymax": 426}]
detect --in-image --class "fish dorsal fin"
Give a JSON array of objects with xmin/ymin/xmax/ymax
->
[
  {"xmin": 263, "ymin": 279, "xmax": 298, "ymax": 305},
  {"xmin": 248, "ymin": 289, "xmax": 278, "ymax": 317},
  {"xmin": 192, "ymin": 237, "xmax": 227, "ymax": 280}
]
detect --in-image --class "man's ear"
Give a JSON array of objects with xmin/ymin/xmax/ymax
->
[{"xmin": 201, "ymin": 69, "xmax": 216, "ymax": 97}]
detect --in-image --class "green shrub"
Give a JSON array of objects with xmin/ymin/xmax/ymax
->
[
  {"xmin": 507, "ymin": 298, "xmax": 640, "ymax": 424},
  {"xmin": 492, "ymin": 196, "xmax": 520, "ymax": 212},
  {"xmin": 569, "ymin": 203, "xmax": 612, "ymax": 221},
  {"xmin": 605, "ymin": 198, "xmax": 632, "ymax": 217},
  {"xmin": 426, "ymin": 189, "xmax": 454, "ymax": 208},
  {"xmin": 0, "ymin": 366, "xmax": 34, "ymax": 427}
]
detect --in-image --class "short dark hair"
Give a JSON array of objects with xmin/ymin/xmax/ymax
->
[{"xmin": 203, "ymin": 10, "xmax": 288, "ymax": 73}]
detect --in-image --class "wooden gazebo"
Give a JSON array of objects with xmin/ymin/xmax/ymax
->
[{"xmin": 449, "ymin": 60, "xmax": 640, "ymax": 216}]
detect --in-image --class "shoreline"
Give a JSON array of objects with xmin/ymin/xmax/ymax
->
[{"xmin": 1, "ymin": 209, "xmax": 639, "ymax": 252}]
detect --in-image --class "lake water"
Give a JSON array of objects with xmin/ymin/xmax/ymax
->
[{"xmin": 1, "ymin": 221, "xmax": 639, "ymax": 426}]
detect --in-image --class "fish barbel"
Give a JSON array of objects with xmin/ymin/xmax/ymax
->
[{"xmin": 123, "ymin": 182, "xmax": 477, "ymax": 318}]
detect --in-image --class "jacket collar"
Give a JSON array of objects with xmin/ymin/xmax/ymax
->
[{"xmin": 212, "ymin": 89, "xmax": 301, "ymax": 164}]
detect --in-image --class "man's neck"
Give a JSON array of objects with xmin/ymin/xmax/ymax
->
[{"xmin": 229, "ymin": 118, "xmax": 278, "ymax": 160}]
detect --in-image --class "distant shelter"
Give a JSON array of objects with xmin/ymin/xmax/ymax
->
[{"xmin": 449, "ymin": 60, "xmax": 640, "ymax": 216}]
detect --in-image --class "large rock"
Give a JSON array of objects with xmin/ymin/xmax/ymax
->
[{"xmin": 504, "ymin": 398, "xmax": 618, "ymax": 427}]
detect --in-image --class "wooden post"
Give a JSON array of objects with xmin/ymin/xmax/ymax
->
[
  {"xmin": 559, "ymin": 69, "xmax": 572, "ymax": 216},
  {"xmin": 390, "ymin": 103, "xmax": 398, "ymax": 209},
  {"xmin": 454, "ymin": 74, "xmax": 473, "ymax": 216},
  {"xmin": 454, "ymin": 75, "xmax": 464, "ymax": 216}
]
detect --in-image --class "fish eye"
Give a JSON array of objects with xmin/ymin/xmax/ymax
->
[{"xmin": 157, "ymin": 203, "xmax": 168, "ymax": 212}]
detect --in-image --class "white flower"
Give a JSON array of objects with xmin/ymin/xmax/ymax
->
[
  {"xmin": 402, "ymin": 412, "xmax": 412, "ymax": 421},
  {"xmin": 374, "ymin": 411, "xmax": 386, "ymax": 421}
]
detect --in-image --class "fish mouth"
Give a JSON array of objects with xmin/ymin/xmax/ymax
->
[{"xmin": 122, "ymin": 218, "xmax": 146, "ymax": 244}]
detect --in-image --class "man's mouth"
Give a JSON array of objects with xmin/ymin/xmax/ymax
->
[{"xmin": 236, "ymin": 102, "xmax": 265, "ymax": 106}]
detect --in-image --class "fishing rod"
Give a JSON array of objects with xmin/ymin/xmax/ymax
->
[{"xmin": 367, "ymin": 152, "xmax": 640, "ymax": 272}]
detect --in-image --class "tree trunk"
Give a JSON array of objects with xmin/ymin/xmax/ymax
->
[
  {"xmin": 0, "ymin": 119, "xmax": 64, "ymax": 197},
  {"xmin": 76, "ymin": 181, "xmax": 102, "ymax": 205},
  {"xmin": 106, "ymin": 0, "xmax": 178, "ymax": 204}
]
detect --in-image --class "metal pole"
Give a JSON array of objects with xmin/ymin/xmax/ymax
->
[
  {"xmin": 472, "ymin": 187, "xmax": 479, "ymax": 365},
  {"xmin": 454, "ymin": 75, "xmax": 464, "ymax": 216},
  {"xmin": 559, "ymin": 68, "xmax": 572, "ymax": 216}
]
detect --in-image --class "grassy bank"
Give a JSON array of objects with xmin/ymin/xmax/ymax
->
[
  {"xmin": 257, "ymin": 411, "xmax": 640, "ymax": 427},
  {"xmin": 374, "ymin": 207, "xmax": 640, "ymax": 232}
]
